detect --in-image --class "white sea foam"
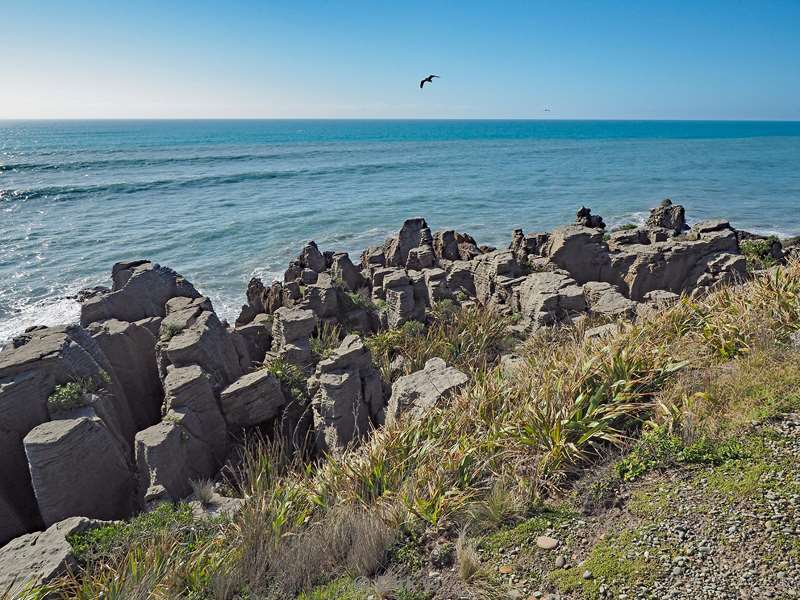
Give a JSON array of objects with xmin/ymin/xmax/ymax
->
[{"xmin": 0, "ymin": 296, "xmax": 81, "ymax": 349}]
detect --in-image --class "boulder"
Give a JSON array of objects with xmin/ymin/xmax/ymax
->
[
  {"xmin": 80, "ymin": 261, "xmax": 200, "ymax": 327},
  {"xmin": 385, "ymin": 358, "xmax": 468, "ymax": 426},
  {"xmin": 575, "ymin": 206, "xmax": 605, "ymax": 229},
  {"xmin": 163, "ymin": 365, "xmax": 228, "ymax": 461},
  {"xmin": 189, "ymin": 492, "xmax": 244, "ymax": 521},
  {"xmin": 0, "ymin": 517, "xmax": 113, "ymax": 595},
  {"xmin": 361, "ymin": 245, "xmax": 386, "ymax": 271},
  {"xmin": 386, "ymin": 218, "xmax": 432, "ymax": 267},
  {"xmin": 300, "ymin": 241, "xmax": 326, "ymax": 273},
  {"xmin": 445, "ymin": 261, "xmax": 477, "ymax": 298},
  {"xmin": 383, "ymin": 271, "xmax": 418, "ymax": 328},
  {"xmin": 514, "ymin": 271, "xmax": 587, "ymax": 327},
  {"xmin": 510, "ymin": 229, "xmax": 549, "ymax": 261},
  {"xmin": 220, "ymin": 369, "xmax": 287, "ymax": 428},
  {"xmin": 24, "ymin": 417, "xmax": 135, "ymax": 527},
  {"xmin": 88, "ymin": 318, "xmax": 162, "ymax": 432},
  {"xmin": 542, "ymin": 226, "xmax": 614, "ymax": 285},
  {"xmin": 310, "ymin": 335, "xmax": 384, "ymax": 454},
  {"xmin": 583, "ymin": 282, "xmax": 639, "ymax": 319},
  {"xmin": 272, "ymin": 307, "xmax": 317, "ymax": 365},
  {"xmin": 585, "ymin": 323, "xmax": 621, "ymax": 340},
  {"xmin": 134, "ymin": 409, "xmax": 216, "ymax": 504},
  {"xmin": 646, "ymin": 199, "xmax": 687, "ymax": 234},
  {"xmin": 301, "ymin": 282, "xmax": 340, "ymax": 318},
  {"xmin": 0, "ymin": 428, "xmax": 40, "ymax": 546},
  {"xmin": 331, "ymin": 252, "xmax": 367, "ymax": 291},
  {"xmin": 470, "ymin": 250, "xmax": 521, "ymax": 305},
  {"xmin": 406, "ymin": 245, "xmax": 436, "ymax": 270},
  {"xmin": 433, "ymin": 230, "xmax": 461, "ymax": 262}
]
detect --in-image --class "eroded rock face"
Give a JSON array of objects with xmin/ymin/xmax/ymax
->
[
  {"xmin": 134, "ymin": 410, "xmax": 216, "ymax": 505},
  {"xmin": 272, "ymin": 307, "xmax": 317, "ymax": 366},
  {"xmin": 542, "ymin": 226, "xmax": 614, "ymax": 285},
  {"xmin": 163, "ymin": 365, "xmax": 228, "ymax": 462},
  {"xmin": 575, "ymin": 206, "xmax": 606, "ymax": 229},
  {"xmin": 609, "ymin": 223, "xmax": 744, "ymax": 300},
  {"xmin": 583, "ymin": 282, "xmax": 639, "ymax": 319},
  {"xmin": 157, "ymin": 297, "xmax": 247, "ymax": 392},
  {"xmin": 0, "ymin": 517, "xmax": 114, "ymax": 596},
  {"xmin": 80, "ymin": 260, "xmax": 200, "ymax": 327},
  {"xmin": 514, "ymin": 271, "xmax": 587, "ymax": 327},
  {"xmin": 646, "ymin": 199, "xmax": 687, "ymax": 234},
  {"xmin": 220, "ymin": 369, "xmax": 287, "ymax": 428},
  {"xmin": 386, "ymin": 218, "xmax": 432, "ymax": 267},
  {"xmin": 24, "ymin": 417, "xmax": 135, "ymax": 527},
  {"xmin": 0, "ymin": 325, "xmax": 133, "ymax": 538},
  {"xmin": 385, "ymin": 358, "xmax": 468, "ymax": 426},
  {"xmin": 88, "ymin": 318, "xmax": 162, "ymax": 432},
  {"xmin": 309, "ymin": 335, "xmax": 384, "ymax": 454}
]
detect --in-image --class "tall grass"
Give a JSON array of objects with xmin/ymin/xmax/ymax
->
[{"xmin": 43, "ymin": 261, "xmax": 800, "ymax": 598}]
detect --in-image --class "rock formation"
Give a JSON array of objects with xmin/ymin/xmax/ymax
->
[{"xmin": 0, "ymin": 199, "xmax": 769, "ymax": 562}]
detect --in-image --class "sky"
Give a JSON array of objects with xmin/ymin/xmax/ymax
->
[{"xmin": 2, "ymin": 1, "xmax": 799, "ymax": 120}]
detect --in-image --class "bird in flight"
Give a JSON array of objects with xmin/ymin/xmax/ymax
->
[{"xmin": 420, "ymin": 74, "xmax": 440, "ymax": 89}]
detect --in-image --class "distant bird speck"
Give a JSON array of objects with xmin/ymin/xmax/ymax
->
[{"xmin": 420, "ymin": 74, "xmax": 440, "ymax": 89}]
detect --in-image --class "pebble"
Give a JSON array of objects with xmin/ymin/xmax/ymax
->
[{"xmin": 535, "ymin": 535, "xmax": 560, "ymax": 550}]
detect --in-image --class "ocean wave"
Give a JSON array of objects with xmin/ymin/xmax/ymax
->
[
  {"xmin": 0, "ymin": 161, "xmax": 429, "ymax": 202},
  {"xmin": 0, "ymin": 148, "xmax": 340, "ymax": 173},
  {"xmin": 0, "ymin": 296, "xmax": 81, "ymax": 348}
]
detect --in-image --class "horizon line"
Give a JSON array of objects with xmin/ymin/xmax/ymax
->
[{"xmin": 2, "ymin": 117, "xmax": 800, "ymax": 123}]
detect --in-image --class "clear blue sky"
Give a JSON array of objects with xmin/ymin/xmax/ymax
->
[{"xmin": 3, "ymin": 0, "xmax": 799, "ymax": 119}]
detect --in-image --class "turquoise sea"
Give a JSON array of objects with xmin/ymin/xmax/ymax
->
[{"xmin": 2, "ymin": 119, "xmax": 800, "ymax": 342}]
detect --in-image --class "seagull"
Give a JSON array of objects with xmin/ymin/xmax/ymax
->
[
  {"xmin": 544, "ymin": 108, "xmax": 551, "ymax": 112},
  {"xmin": 420, "ymin": 74, "xmax": 440, "ymax": 89}
]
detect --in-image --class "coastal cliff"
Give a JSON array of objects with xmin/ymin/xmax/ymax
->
[{"xmin": 1, "ymin": 200, "xmax": 799, "ymax": 599}]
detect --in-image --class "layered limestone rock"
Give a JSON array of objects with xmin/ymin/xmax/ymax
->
[
  {"xmin": 24, "ymin": 417, "xmax": 135, "ymax": 527},
  {"xmin": 0, "ymin": 324, "xmax": 133, "ymax": 541},
  {"xmin": 219, "ymin": 369, "xmax": 287, "ymax": 428},
  {"xmin": 134, "ymin": 409, "xmax": 217, "ymax": 505},
  {"xmin": 513, "ymin": 271, "xmax": 587, "ymax": 327},
  {"xmin": 0, "ymin": 517, "xmax": 114, "ymax": 595},
  {"xmin": 157, "ymin": 296, "xmax": 248, "ymax": 392},
  {"xmin": 646, "ymin": 198, "xmax": 687, "ymax": 234},
  {"xmin": 162, "ymin": 365, "xmax": 228, "ymax": 462},
  {"xmin": 88, "ymin": 318, "xmax": 162, "ymax": 431},
  {"xmin": 385, "ymin": 358, "xmax": 468, "ymax": 426},
  {"xmin": 272, "ymin": 306, "xmax": 317, "ymax": 366},
  {"xmin": 80, "ymin": 260, "xmax": 200, "ymax": 327},
  {"xmin": 309, "ymin": 335, "xmax": 384, "ymax": 454}
]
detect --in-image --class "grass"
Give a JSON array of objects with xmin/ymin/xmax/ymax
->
[
  {"xmin": 40, "ymin": 260, "xmax": 800, "ymax": 599},
  {"xmin": 309, "ymin": 321, "xmax": 344, "ymax": 361},
  {"xmin": 366, "ymin": 301, "xmax": 513, "ymax": 381}
]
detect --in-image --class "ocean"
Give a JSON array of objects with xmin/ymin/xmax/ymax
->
[{"xmin": 2, "ymin": 119, "xmax": 799, "ymax": 343}]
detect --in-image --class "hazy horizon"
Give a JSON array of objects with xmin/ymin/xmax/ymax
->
[{"xmin": 3, "ymin": 1, "xmax": 800, "ymax": 121}]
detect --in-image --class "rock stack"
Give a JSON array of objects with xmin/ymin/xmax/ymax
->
[{"xmin": 1, "ymin": 199, "xmax": 778, "ymax": 590}]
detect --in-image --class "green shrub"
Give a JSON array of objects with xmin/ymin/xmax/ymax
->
[
  {"xmin": 740, "ymin": 236, "xmax": 780, "ymax": 270},
  {"xmin": 613, "ymin": 223, "xmax": 638, "ymax": 232},
  {"xmin": 265, "ymin": 358, "xmax": 310, "ymax": 402},
  {"xmin": 68, "ymin": 503, "xmax": 203, "ymax": 565},
  {"xmin": 47, "ymin": 378, "xmax": 98, "ymax": 413}
]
